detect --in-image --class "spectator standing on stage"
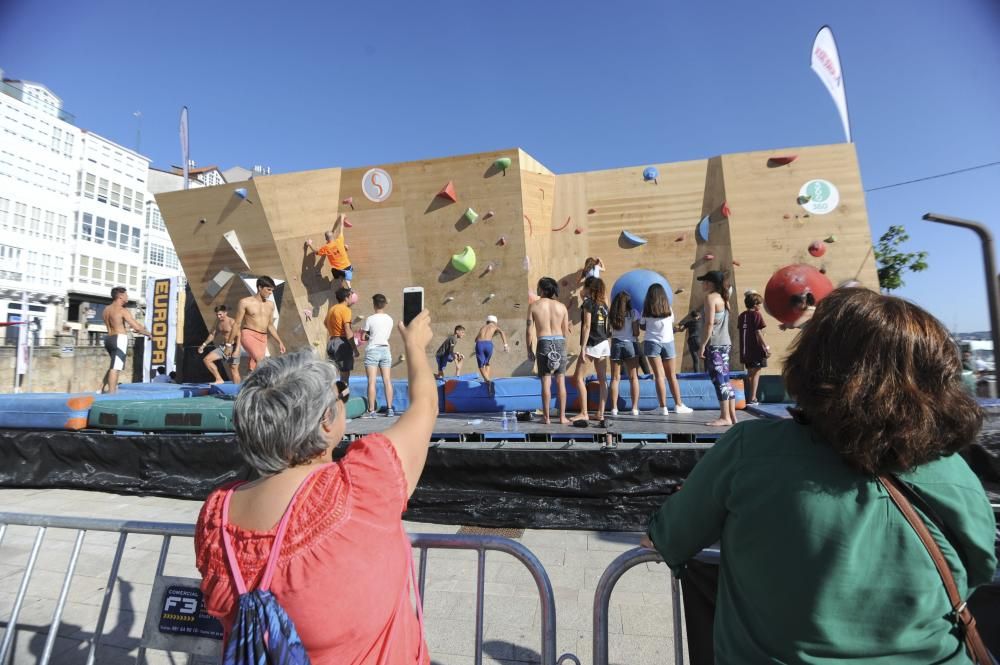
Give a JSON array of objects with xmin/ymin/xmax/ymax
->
[
  {"xmin": 434, "ymin": 325, "xmax": 466, "ymax": 380},
  {"xmin": 100, "ymin": 286, "xmax": 151, "ymax": 394},
  {"xmin": 228, "ymin": 276, "xmax": 286, "ymax": 373},
  {"xmin": 526, "ymin": 277, "xmax": 571, "ymax": 425},
  {"xmin": 196, "ymin": 310, "xmax": 437, "ymax": 664},
  {"xmin": 474, "ymin": 316, "xmax": 509, "ymax": 393},
  {"xmin": 324, "ymin": 287, "xmax": 357, "ymax": 384},
  {"xmin": 640, "ymin": 283, "xmax": 693, "ymax": 416},
  {"xmin": 643, "ymin": 289, "xmax": 996, "ymax": 664},
  {"xmin": 737, "ymin": 291, "xmax": 770, "ymax": 405},
  {"xmin": 674, "ymin": 310, "xmax": 702, "ymax": 372},
  {"xmin": 698, "ymin": 271, "xmax": 735, "ymax": 426},
  {"xmin": 608, "ymin": 290, "xmax": 641, "ymax": 416},
  {"xmin": 362, "ymin": 293, "xmax": 395, "ymax": 418},
  {"xmin": 570, "ymin": 277, "xmax": 611, "ymax": 422},
  {"xmin": 198, "ymin": 305, "xmax": 241, "ymax": 384}
]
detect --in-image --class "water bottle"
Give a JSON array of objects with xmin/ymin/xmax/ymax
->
[
  {"xmin": 510, "ymin": 411, "xmax": 519, "ymax": 432},
  {"xmin": 501, "ymin": 411, "xmax": 509, "ymax": 431}
]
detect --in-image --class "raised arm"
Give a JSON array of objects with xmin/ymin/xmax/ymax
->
[
  {"xmin": 227, "ymin": 300, "xmax": 247, "ymax": 346},
  {"xmin": 384, "ymin": 310, "xmax": 437, "ymax": 496}
]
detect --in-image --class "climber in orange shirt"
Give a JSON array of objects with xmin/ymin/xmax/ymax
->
[{"xmin": 306, "ymin": 213, "xmax": 353, "ymax": 288}]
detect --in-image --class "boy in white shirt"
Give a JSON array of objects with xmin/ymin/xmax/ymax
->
[{"xmin": 362, "ymin": 293, "xmax": 395, "ymax": 417}]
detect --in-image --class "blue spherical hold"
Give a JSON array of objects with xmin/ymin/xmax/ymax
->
[
  {"xmin": 643, "ymin": 166, "xmax": 659, "ymax": 182},
  {"xmin": 234, "ymin": 187, "xmax": 248, "ymax": 199},
  {"xmin": 611, "ymin": 269, "xmax": 673, "ymax": 314}
]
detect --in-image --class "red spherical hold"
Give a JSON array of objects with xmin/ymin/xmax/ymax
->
[
  {"xmin": 764, "ymin": 264, "xmax": 834, "ymax": 325},
  {"xmin": 808, "ymin": 240, "xmax": 826, "ymax": 257}
]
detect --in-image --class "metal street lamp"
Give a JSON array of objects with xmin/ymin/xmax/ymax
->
[{"xmin": 922, "ymin": 213, "xmax": 1000, "ymax": 372}]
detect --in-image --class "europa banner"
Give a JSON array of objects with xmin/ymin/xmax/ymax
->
[
  {"xmin": 810, "ymin": 26, "xmax": 852, "ymax": 143},
  {"xmin": 144, "ymin": 276, "xmax": 178, "ymax": 381}
]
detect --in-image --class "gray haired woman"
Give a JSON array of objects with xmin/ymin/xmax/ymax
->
[{"xmin": 195, "ymin": 311, "xmax": 436, "ymax": 664}]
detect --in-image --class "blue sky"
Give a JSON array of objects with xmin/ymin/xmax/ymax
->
[{"xmin": 2, "ymin": 0, "xmax": 998, "ymax": 331}]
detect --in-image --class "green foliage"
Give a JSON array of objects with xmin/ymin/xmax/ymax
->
[{"xmin": 873, "ymin": 225, "xmax": 929, "ymax": 292}]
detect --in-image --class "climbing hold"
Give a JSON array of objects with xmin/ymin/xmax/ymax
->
[
  {"xmin": 783, "ymin": 214, "xmax": 791, "ymax": 219},
  {"xmin": 764, "ymin": 264, "xmax": 834, "ymax": 325},
  {"xmin": 497, "ymin": 236, "xmax": 507, "ymax": 247},
  {"xmin": 824, "ymin": 235, "xmax": 837, "ymax": 243},
  {"xmin": 451, "ymin": 246, "xmax": 477, "ymax": 273},
  {"xmin": 674, "ymin": 288, "xmax": 685, "ymax": 295},
  {"xmin": 483, "ymin": 210, "xmax": 495, "ymax": 220},
  {"xmin": 234, "ymin": 187, "xmax": 249, "ymax": 201},
  {"xmin": 342, "ymin": 216, "xmax": 354, "ymax": 228},
  {"xmin": 808, "ymin": 240, "xmax": 827, "ymax": 257},
  {"xmin": 767, "ymin": 155, "xmax": 798, "ymax": 166},
  {"xmin": 703, "ymin": 253, "xmax": 715, "ymax": 261},
  {"xmin": 486, "ymin": 293, "xmax": 496, "ymax": 300},
  {"xmin": 819, "ymin": 267, "xmax": 828, "ymax": 275},
  {"xmin": 493, "ymin": 157, "xmax": 512, "ymax": 175},
  {"xmin": 797, "ymin": 194, "xmax": 812, "ymax": 205},
  {"xmin": 523, "ymin": 214, "xmax": 534, "ymax": 236},
  {"xmin": 342, "ymin": 196, "xmax": 354, "ymax": 209},
  {"xmin": 574, "ymin": 228, "xmax": 583, "ymax": 235},
  {"xmin": 437, "ymin": 181, "xmax": 458, "ymax": 202},
  {"xmin": 675, "ymin": 234, "xmax": 685, "ymax": 242},
  {"xmin": 643, "ymin": 166, "xmax": 659, "ymax": 183},
  {"xmin": 484, "ymin": 263, "xmax": 495, "ymax": 274},
  {"xmin": 721, "ymin": 201, "xmax": 731, "ymax": 218},
  {"xmin": 522, "ymin": 256, "xmax": 531, "ymax": 271},
  {"xmin": 553, "ymin": 216, "xmax": 572, "ymax": 232},
  {"xmin": 620, "ymin": 230, "xmax": 647, "ymax": 246},
  {"xmin": 444, "ymin": 295, "xmax": 455, "ymax": 303},
  {"xmin": 301, "ymin": 309, "xmax": 313, "ymax": 321},
  {"xmin": 588, "ymin": 208, "xmax": 597, "ymax": 214},
  {"xmin": 611, "ymin": 269, "xmax": 674, "ymax": 311},
  {"xmin": 348, "ymin": 292, "xmax": 359, "ymax": 305},
  {"xmin": 398, "ymin": 354, "xmax": 406, "ymax": 362},
  {"xmin": 464, "ymin": 208, "xmax": 479, "ymax": 224},
  {"xmin": 696, "ymin": 215, "xmax": 710, "ymax": 242},
  {"xmin": 732, "ymin": 260, "xmax": 742, "ymax": 267}
]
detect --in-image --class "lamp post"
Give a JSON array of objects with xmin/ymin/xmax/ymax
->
[{"xmin": 922, "ymin": 213, "xmax": 1000, "ymax": 370}]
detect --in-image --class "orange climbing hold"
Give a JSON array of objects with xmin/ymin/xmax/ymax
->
[
  {"xmin": 437, "ymin": 181, "xmax": 458, "ymax": 202},
  {"xmin": 721, "ymin": 202, "xmax": 731, "ymax": 218}
]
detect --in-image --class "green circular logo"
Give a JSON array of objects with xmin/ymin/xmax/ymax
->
[{"xmin": 808, "ymin": 180, "xmax": 831, "ymax": 203}]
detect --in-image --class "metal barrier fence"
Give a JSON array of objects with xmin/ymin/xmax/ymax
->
[{"xmin": 0, "ymin": 512, "xmax": 575, "ymax": 665}]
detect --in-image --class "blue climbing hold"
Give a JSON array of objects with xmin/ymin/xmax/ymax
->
[
  {"xmin": 620, "ymin": 230, "xmax": 648, "ymax": 246},
  {"xmin": 696, "ymin": 215, "xmax": 710, "ymax": 243},
  {"xmin": 643, "ymin": 166, "xmax": 659, "ymax": 182},
  {"xmin": 234, "ymin": 187, "xmax": 248, "ymax": 199}
]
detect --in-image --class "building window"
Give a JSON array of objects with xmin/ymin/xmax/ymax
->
[
  {"xmin": 97, "ymin": 178, "xmax": 108, "ymax": 203},
  {"xmin": 91, "ymin": 257, "xmax": 102, "ymax": 282},
  {"xmin": 131, "ymin": 226, "xmax": 141, "ymax": 253},
  {"xmin": 0, "ymin": 243, "xmax": 23, "ymax": 281},
  {"xmin": 63, "ymin": 132, "xmax": 74, "ymax": 157},
  {"xmin": 149, "ymin": 243, "xmax": 165, "ymax": 266},
  {"xmin": 104, "ymin": 259, "xmax": 114, "ymax": 284},
  {"xmin": 107, "ymin": 220, "xmax": 118, "ymax": 246},
  {"xmin": 129, "ymin": 265, "xmax": 138, "ymax": 289},
  {"xmin": 57, "ymin": 214, "xmax": 67, "ymax": 240},
  {"xmin": 122, "ymin": 187, "xmax": 133, "ymax": 212},
  {"xmin": 30, "ymin": 207, "xmax": 41, "ymax": 235},
  {"xmin": 78, "ymin": 255, "xmax": 90, "ymax": 283},
  {"xmin": 117, "ymin": 262, "xmax": 127, "ymax": 286},
  {"xmin": 51, "ymin": 127, "xmax": 62, "ymax": 154},
  {"xmin": 0, "ymin": 198, "xmax": 8, "ymax": 229},
  {"xmin": 13, "ymin": 203, "xmax": 26, "ymax": 230},
  {"xmin": 94, "ymin": 216, "xmax": 105, "ymax": 243},
  {"xmin": 110, "ymin": 183, "xmax": 121, "ymax": 207},
  {"xmin": 43, "ymin": 211, "xmax": 55, "ymax": 240},
  {"xmin": 84, "ymin": 173, "xmax": 96, "ymax": 199},
  {"xmin": 146, "ymin": 203, "xmax": 165, "ymax": 231},
  {"xmin": 134, "ymin": 191, "xmax": 143, "ymax": 215}
]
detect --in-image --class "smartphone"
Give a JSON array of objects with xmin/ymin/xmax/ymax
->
[{"xmin": 402, "ymin": 287, "xmax": 424, "ymax": 327}]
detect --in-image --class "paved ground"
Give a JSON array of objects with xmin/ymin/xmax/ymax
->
[{"xmin": 0, "ymin": 489, "xmax": 682, "ymax": 665}]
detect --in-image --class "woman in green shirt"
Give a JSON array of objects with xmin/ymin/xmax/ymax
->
[{"xmin": 645, "ymin": 288, "xmax": 996, "ymax": 664}]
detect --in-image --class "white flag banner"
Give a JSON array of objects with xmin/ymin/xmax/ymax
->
[
  {"xmin": 179, "ymin": 106, "xmax": 190, "ymax": 190},
  {"xmin": 811, "ymin": 26, "xmax": 852, "ymax": 143}
]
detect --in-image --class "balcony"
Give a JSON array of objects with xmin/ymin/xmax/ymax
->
[{"xmin": 0, "ymin": 81, "xmax": 76, "ymax": 125}]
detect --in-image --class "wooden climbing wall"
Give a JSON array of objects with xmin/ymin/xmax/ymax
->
[{"xmin": 156, "ymin": 142, "xmax": 876, "ymax": 379}]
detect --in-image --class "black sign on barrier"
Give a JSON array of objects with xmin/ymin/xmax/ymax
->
[{"xmin": 158, "ymin": 585, "xmax": 224, "ymax": 640}]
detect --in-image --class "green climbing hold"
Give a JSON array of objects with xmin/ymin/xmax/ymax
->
[
  {"xmin": 464, "ymin": 208, "xmax": 479, "ymax": 224},
  {"xmin": 451, "ymin": 246, "xmax": 477, "ymax": 273},
  {"xmin": 493, "ymin": 157, "xmax": 512, "ymax": 174},
  {"xmin": 797, "ymin": 194, "xmax": 812, "ymax": 205},
  {"xmin": 824, "ymin": 235, "xmax": 837, "ymax": 243}
]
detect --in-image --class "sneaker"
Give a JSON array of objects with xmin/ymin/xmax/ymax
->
[
  {"xmin": 748, "ymin": 400, "xmax": 760, "ymax": 406},
  {"xmin": 363, "ymin": 411, "xmax": 378, "ymax": 419},
  {"xmin": 631, "ymin": 408, "xmax": 640, "ymax": 416},
  {"xmin": 386, "ymin": 408, "xmax": 396, "ymax": 417},
  {"xmin": 610, "ymin": 408, "xmax": 619, "ymax": 416},
  {"xmin": 674, "ymin": 404, "xmax": 694, "ymax": 414},
  {"xmin": 661, "ymin": 407, "xmax": 670, "ymax": 416}
]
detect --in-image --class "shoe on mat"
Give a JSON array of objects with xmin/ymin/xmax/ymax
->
[
  {"xmin": 363, "ymin": 411, "xmax": 378, "ymax": 419},
  {"xmin": 631, "ymin": 408, "xmax": 640, "ymax": 416},
  {"xmin": 610, "ymin": 408, "xmax": 619, "ymax": 416},
  {"xmin": 661, "ymin": 407, "xmax": 670, "ymax": 416},
  {"xmin": 748, "ymin": 400, "xmax": 760, "ymax": 406},
  {"xmin": 674, "ymin": 404, "xmax": 694, "ymax": 414},
  {"xmin": 386, "ymin": 408, "xmax": 396, "ymax": 417}
]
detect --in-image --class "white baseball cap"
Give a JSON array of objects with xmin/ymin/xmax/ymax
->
[{"xmin": 486, "ymin": 315, "xmax": 498, "ymax": 323}]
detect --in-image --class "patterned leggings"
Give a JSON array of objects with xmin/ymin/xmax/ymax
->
[{"xmin": 707, "ymin": 345, "xmax": 735, "ymax": 401}]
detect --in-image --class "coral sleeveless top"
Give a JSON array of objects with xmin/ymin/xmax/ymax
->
[{"xmin": 195, "ymin": 434, "xmax": 428, "ymax": 665}]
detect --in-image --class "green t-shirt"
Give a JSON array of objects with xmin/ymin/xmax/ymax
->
[{"xmin": 647, "ymin": 418, "xmax": 997, "ymax": 664}]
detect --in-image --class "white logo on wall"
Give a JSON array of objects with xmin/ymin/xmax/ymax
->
[
  {"xmin": 362, "ymin": 168, "xmax": 392, "ymax": 203},
  {"xmin": 799, "ymin": 179, "xmax": 840, "ymax": 215}
]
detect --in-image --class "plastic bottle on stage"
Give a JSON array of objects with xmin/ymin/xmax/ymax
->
[
  {"xmin": 510, "ymin": 412, "xmax": 519, "ymax": 432},
  {"xmin": 501, "ymin": 411, "xmax": 509, "ymax": 431}
]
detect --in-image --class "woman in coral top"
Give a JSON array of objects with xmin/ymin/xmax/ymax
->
[{"xmin": 195, "ymin": 310, "xmax": 437, "ymax": 664}]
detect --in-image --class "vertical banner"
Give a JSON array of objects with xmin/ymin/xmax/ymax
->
[
  {"xmin": 179, "ymin": 106, "xmax": 190, "ymax": 190},
  {"xmin": 810, "ymin": 26, "xmax": 852, "ymax": 143},
  {"xmin": 14, "ymin": 291, "xmax": 28, "ymax": 389},
  {"xmin": 145, "ymin": 277, "xmax": 178, "ymax": 382}
]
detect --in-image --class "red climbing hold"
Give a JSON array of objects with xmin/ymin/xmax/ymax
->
[
  {"xmin": 721, "ymin": 202, "xmax": 731, "ymax": 218},
  {"xmin": 808, "ymin": 240, "xmax": 827, "ymax": 257},
  {"xmin": 588, "ymin": 208, "xmax": 597, "ymax": 214},
  {"xmin": 574, "ymin": 228, "xmax": 583, "ymax": 235},
  {"xmin": 783, "ymin": 214, "xmax": 791, "ymax": 219},
  {"xmin": 703, "ymin": 253, "xmax": 715, "ymax": 261},
  {"xmin": 342, "ymin": 196, "xmax": 354, "ymax": 209},
  {"xmin": 497, "ymin": 236, "xmax": 507, "ymax": 247},
  {"xmin": 767, "ymin": 155, "xmax": 798, "ymax": 167},
  {"xmin": 343, "ymin": 216, "xmax": 354, "ymax": 228},
  {"xmin": 674, "ymin": 234, "xmax": 685, "ymax": 242},
  {"xmin": 436, "ymin": 181, "xmax": 458, "ymax": 202}
]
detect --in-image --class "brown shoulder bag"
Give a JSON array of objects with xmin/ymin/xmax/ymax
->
[{"xmin": 879, "ymin": 474, "xmax": 994, "ymax": 664}]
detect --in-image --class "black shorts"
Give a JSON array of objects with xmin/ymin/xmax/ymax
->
[
  {"xmin": 744, "ymin": 358, "xmax": 768, "ymax": 369},
  {"xmin": 327, "ymin": 337, "xmax": 354, "ymax": 372}
]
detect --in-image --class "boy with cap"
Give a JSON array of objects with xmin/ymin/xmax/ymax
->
[{"xmin": 474, "ymin": 315, "xmax": 509, "ymax": 393}]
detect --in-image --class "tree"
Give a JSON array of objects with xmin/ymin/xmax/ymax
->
[{"xmin": 874, "ymin": 225, "xmax": 929, "ymax": 292}]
